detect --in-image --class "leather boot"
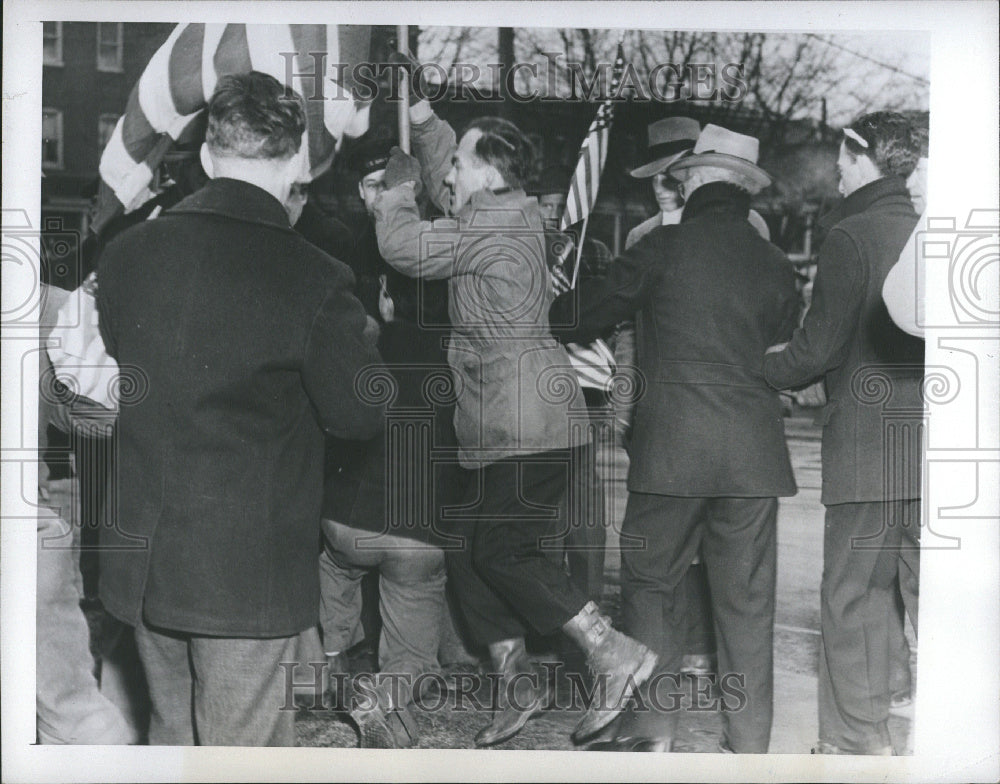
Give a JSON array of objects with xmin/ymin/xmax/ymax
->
[
  {"xmin": 349, "ymin": 676, "xmax": 422, "ymax": 749},
  {"xmin": 562, "ymin": 601, "xmax": 658, "ymax": 743},
  {"xmin": 474, "ymin": 638, "xmax": 547, "ymax": 747}
]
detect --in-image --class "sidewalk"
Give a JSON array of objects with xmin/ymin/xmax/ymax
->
[{"xmin": 295, "ymin": 413, "xmax": 914, "ymax": 752}]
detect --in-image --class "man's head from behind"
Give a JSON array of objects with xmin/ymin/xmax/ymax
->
[
  {"xmin": 444, "ymin": 117, "xmax": 535, "ymax": 212},
  {"xmin": 837, "ymin": 111, "xmax": 918, "ymax": 197},
  {"xmin": 202, "ymin": 72, "xmax": 308, "ymax": 208}
]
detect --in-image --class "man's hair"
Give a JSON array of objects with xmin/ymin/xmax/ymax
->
[
  {"xmin": 908, "ymin": 112, "xmax": 929, "ymax": 158},
  {"xmin": 464, "ymin": 117, "xmax": 535, "ymax": 189},
  {"xmin": 842, "ymin": 111, "xmax": 919, "ymax": 179},
  {"xmin": 206, "ymin": 72, "xmax": 306, "ymax": 161}
]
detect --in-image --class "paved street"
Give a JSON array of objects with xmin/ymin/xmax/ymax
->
[{"xmin": 296, "ymin": 412, "xmax": 915, "ymax": 752}]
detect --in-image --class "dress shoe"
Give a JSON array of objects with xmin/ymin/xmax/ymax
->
[
  {"xmin": 587, "ymin": 735, "xmax": 673, "ymax": 752},
  {"xmin": 561, "ymin": 602, "xmax": 658, "ymax": 743},
  {"xmin": 474, "ymin": 638, "xmax": 548, "ymax": 747}
]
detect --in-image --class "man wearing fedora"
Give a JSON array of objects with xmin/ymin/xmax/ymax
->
[
  {"xmin": 763, "ymin": 111, "xmax": 922, "ymax": 755},
  {"xmin": 552, "ymin": 124, "xmax": 799, "ymax": 753},
  {"xmin": 623, "ymin": 117, "xmax": 772, "ymax": 686}
]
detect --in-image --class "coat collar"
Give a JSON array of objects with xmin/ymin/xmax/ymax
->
[
  {"xmin": 818, "ymin": 175, "xmax": 912, "ymax": 231},
  {"xmin": 166, "ymin": 178, "xmax": 293, "ymax": 232},
  {"xmin": 681, "ymin": 181, "xmax": 751, "ymax": 222}
]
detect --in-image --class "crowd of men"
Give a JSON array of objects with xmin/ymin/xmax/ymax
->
[{"xmin": 37, "ymin": 63, "xmax": 928, "ymax": 754}]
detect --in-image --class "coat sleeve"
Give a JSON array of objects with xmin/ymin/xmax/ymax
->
[
  {"xmin": 373, "ymin": 186, "xmax": 456, "ymax": 280},
  {"xmin": 411, "ymin": 112, "xmax": 457, "ymax": 216},
  {"xmin": 763, "ymin": 227, "xmax": 866, "ymax": 390},
  {"xmin": 550, "ymin": 228, "xmax": 663, "ymax": 344},
  {"xmin": 301, "ymin": 274, "xmax": 386, "ymax": 439}
]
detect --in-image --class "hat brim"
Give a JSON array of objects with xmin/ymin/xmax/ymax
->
[
  {"xmin": 668, "ymin": 153, "xmax": 772, "ymax": 190},
  {"xmin": 629, "ymin": 149, "xmax": 692, "ymax": 179}
]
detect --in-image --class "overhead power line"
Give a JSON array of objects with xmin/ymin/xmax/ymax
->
[{"xmin": 806, "ymin": 34, "xmax": 930, "ymax": 85}]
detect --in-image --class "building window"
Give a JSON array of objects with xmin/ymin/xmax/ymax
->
[
  {"xmin": 98, "ymin": 114, "xmax": 119, "ymax": 152},
  {"xmin": 96, "ymin": 22, "xmax": 124, "ymax": 72},
  {"xmin": 42, "ymin": 108, "xmax": 63, "ymax": 169},
  {"xmin": 43, "ymin": 22, "xmax": 63, "ymax": 66}
]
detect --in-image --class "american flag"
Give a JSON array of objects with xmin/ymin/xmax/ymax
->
[
  {"xmin": 560, "ymin": 41, "xmax": 626, "ymax": 232},
  {"xmin": 95, "ymin": 23, "xmax": 371, "ymax": 235}
]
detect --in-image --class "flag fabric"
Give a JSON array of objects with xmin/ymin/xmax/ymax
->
[
  {"xmin": 565, "ymin": 339, "xmax": 617, "ymax": 391},
  {"xmin": 560, "ymin": 42, "xmax": 626, "ymax": 232},
  {"xmin": 96, "ymin": 23, "xmax": 371, "ymax": 234}
]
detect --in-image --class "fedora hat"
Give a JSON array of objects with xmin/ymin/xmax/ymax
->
[
  {"xmin": 629, "ymin": 117, "xmax": 701, "ymax": 178},
  {"xmin": 668, "ymin": 124, "xmax": 771, "ymax": 190}
]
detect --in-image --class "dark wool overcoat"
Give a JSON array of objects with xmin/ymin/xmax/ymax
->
[
  {"xmin": 96, "ymin": 178, "xmax": 385, "ymax": 636},
  {"xmin": 553, "ymin": 181, "xmax": 800, "ymax": 498},
  {"xmin": 764, "ymin": 176, "xmax": 923, "ymax": 505}
]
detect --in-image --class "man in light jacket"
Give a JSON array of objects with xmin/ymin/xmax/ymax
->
[{"xmin": 372, "ymin": 88, "xmax": 657, "ymax": 748}]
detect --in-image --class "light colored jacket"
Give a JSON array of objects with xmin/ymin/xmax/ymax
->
[{"xmin": 374, "ymin": 113, "xmax": 586, "ymax": 467}]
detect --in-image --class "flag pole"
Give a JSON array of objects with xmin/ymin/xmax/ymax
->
[
  {"xmin": 397, "ymin": 25, "xmax": 411, "ymax": 153},
  {"xmin": 570, "ymin": 215, "xmax": 589, "ymax": 289}
]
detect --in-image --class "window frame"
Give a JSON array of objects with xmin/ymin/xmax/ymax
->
[
  {"xmin": 42, "ymin": 107, "xmax": 64, "ymax": 170},
  {"xmin": 96, "ymin": 22, "xmax": 124, "ymax": 73},
  {"xmin": 43, "ymin": 21, "xmax": 64, "ymax": 67}
]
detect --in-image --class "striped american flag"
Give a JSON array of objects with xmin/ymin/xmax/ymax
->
[
  {"xmin": 95, "ymin": 23, "xmax": 371, "ymax": 235},
  {"xmin": 559, "ymin": 42, "xmax": 625, "ymax": 232}
]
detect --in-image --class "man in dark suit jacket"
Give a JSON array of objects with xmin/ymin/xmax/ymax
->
[
  {"xmin": 552, "ymin": 125, "xmax": 799, "ymax": 753},
  {"xmin": 764, "ymin": 112, "xmax": 923, "ymax": 755},
  {"xmin": 96, "ymin": 72, "xmax": 384, "ymax": 746}
]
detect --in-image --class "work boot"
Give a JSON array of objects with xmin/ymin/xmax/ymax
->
[
  {"xmin": 474, "ymin": 638, "xmax": 547, "ymax": 747},
  {"xmin": 349, "ymin": 676, "xmax": 422, "ymax": 749},
  {"xmin": 562, "ymin": 602, "xmax": 658, "ymax": 743}
]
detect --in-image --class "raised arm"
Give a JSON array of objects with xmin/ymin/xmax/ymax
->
[
  {"xmin": 373, "ymin": 183, "xmax": 457, "ymax": 280},
  {"xmin": 409, "ymin": 102, "xmax": 457, "ymax": 215}
]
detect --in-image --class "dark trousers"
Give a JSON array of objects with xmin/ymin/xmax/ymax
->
[
  {"xmin": 819, "ymin": 500, "xmax": 920, "ymax": 752},
  {"xmin": 446, "ymin": 452, "xmax": 590, "ymax": 646},
  {"xmin": 619, "ymin": 493, "xmax": 777, "ymax": 752},
  {"xmin": 565, "ymin": 436, "xmax": 607, "ymax": 603}
]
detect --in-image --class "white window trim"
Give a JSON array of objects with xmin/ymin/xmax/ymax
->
[
  {"xmin": 43, "ymin": 21, "xmax": 63, "ymax": 67},
  {"xmin": 42, "ymin": 107, "xmax": 64, "ymax": 170},
  {"xmin": 96, "ymin": 22, "xmax": 124, "ymax": 73}
]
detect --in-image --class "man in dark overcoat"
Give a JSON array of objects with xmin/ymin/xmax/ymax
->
[
  {"xmin": 764, "ymin": 111, "xmax": 923, "ymax": 755},
  {"xmin": 552, "ymin": 124, "xmax": 800, "ymax": 753},
  {"xmin": 95, "ymin": 72, "xmax": 384, "ymax": 745}
]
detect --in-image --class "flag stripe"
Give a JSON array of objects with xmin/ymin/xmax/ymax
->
[
  {"xmin": 216, "ymin": 24, "xmax": 253, "ymax": 79},
  {"xmin": 560, "ymin": 42, "xmax": 625, "ymax": 233},
  {"xmin": 168, "ymin": 23, "xmax": 205, "ymax": 115},
  {"xmin": 95, "ymin": 23, "xmax": 371, "ymax": 234}
]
